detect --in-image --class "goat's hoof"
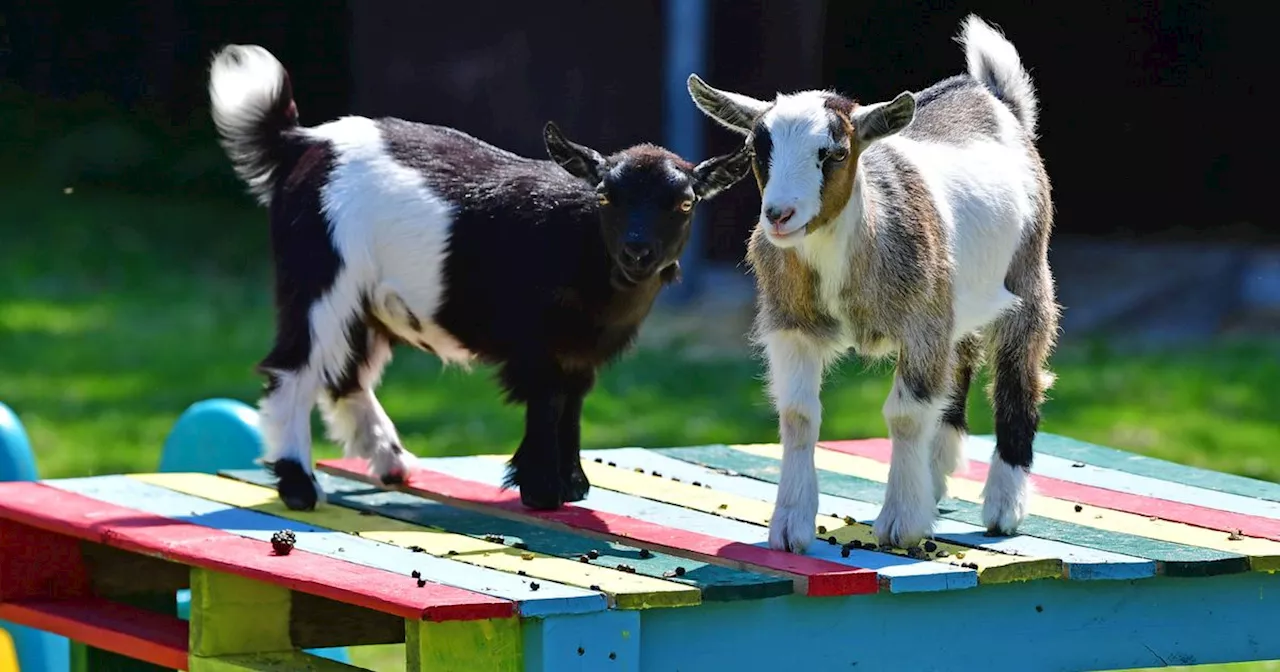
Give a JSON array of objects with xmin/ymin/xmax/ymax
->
[
  {"xmin": 273, "ymin": 459, "xmax": 322, "ymax": 511},
  {"xmin": 379, "ymin": 469, "xmax": 407, "ymax": 486},
  {"xmin": 561, "ymin": 467, "xmax": 590, "ymax": 503},
  {"xmin": 520, "ymin": 488, "xmax": 564, "ymax": 511}
]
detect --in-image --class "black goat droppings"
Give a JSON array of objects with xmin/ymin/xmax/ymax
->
[
  {"xmin": 416, "ymin": 578, "xmax": 427, "ymax": 588},
  {"xmin": 638, "ymin": 548, "xmax": 652, "ymax": 559},
  {"xmin": 529, "ymin": 582, "xmax": 541, "ymax": 591},
  {"xmin": 410, "ymin": 570, "xmax": 421, "ymax": 579},
  {"xmin": 270, "ymin": 530, "xmax": 296, "ymax": 555}
]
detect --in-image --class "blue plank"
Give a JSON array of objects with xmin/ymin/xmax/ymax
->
[
  {"xmin": 523, "ymin": 610, "xmax": 640, "ymax": 672},
  {"xmin": 419, "ymin": 455, "xmax": 978, "ymax": 594},
  {"xmin": 593, "ymin": 447, "xmax": 1155, "ymax": 582},
  {"xmin": 44, "ymin": 475, "xmax": 605, "ymax": 618},
  {"xmin": 637, "ymin": 571, "xmax": 1280, "ymax": 671}
]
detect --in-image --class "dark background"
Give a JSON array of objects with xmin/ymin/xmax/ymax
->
[{"xmin": 0, "ymin": 0, "xmax": 1272, "ymax": 262}]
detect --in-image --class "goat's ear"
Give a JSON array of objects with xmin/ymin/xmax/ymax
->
[
  {"xmin": 543, "ymin": 121, "xmax": 606, "ymax": 183},
  {"xmin": 852, "ymin": 91, "xmax": 916, "ymax": 145},
  {"xmin": 687, "ymin": 74, "xmax": 771, "ymax": 135},
  {"xmin": 692, "ymin": 144, "xmax": 753, "ymax": 200}
]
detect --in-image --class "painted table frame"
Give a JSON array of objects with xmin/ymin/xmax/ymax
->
[{"xmin": 3, "ymin": 432, "xmax": 1280, "ymax": 671}]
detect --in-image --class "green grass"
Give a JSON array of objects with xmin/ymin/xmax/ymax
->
[{"xmin": 2, "ymin": 178, "xmax": 1278, "ymax": 671}]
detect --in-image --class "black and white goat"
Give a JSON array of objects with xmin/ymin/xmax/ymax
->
[
  {"xmin": 686, "ymin": 15, "xmax": 1059, "ymax": 552},
  {"xmin": 208, "ymin": 45, "xmax": 751, "ymax": 511}
]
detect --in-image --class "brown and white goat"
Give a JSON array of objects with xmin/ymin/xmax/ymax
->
[{"xmin": 687, "ymin": 15, "xmax": 1060, "ymax": 552}]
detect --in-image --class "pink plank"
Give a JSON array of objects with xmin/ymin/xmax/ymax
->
[
  {"xmin": 0, "ymin": 481, "xmax": 513, "ymax": 622},
  {"xmin": 819, "ymin": 439, "xmax": 1280, "ymax": 541},
  {"xmin": 318, "ymin": 458, "xmax": 878, "ymax": 597}
]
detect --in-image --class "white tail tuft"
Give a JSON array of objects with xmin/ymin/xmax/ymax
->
[
  {"xmin": 957, "ymin": 15, "xmax": 1039, "ymax": 136},
  {"xmin": 208, "ymin": 44, "xmax": 295, "ymax": 205}
]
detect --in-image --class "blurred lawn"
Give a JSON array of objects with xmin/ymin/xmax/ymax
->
[{"xmin": 1, "ymin": 137, "xmax": 1278, "ymax": 669}]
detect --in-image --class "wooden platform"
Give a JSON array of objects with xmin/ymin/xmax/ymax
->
[{"xmin": 2, "ymin": 433, "xmax": 1279, "ymax": 671}]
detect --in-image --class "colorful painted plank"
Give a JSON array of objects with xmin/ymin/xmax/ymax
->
[
  {"xmin": 658, "ymin": 444, "xmax": 1250, "ymax": 577},
  {"xmin": 0, "ymin": 481, "xmax": 509, "ymax": 621},
  {"xmin": 585, "ymin": 447, "xmax": 1156, "ymax": 582},
  {"xmin": 832, "ymin": 436, "xmax": 1280, "ymax": 543},
  {"xmin": 962, "ymin": 436, "xmax": 1280, "ymax": 527},
  {"xmin": 403, "ymin": 455, "xmax": 979, "ymax": 594},
  {"xmin": 316, "ymin": 457, "xmax": 879, "ymax": 596},
  {"xmin": 510, "ymin": 454, "xmax": 1061, "ymax": 586},
  {"xmin": 1019, "ymin": 432, "xmax": 1280, "ymax": 504},
  {"xmin": 0, "ymin": 598, "xmax": 188, "ymax": 671},
  {"xmin": 43, "ymin": 474, "xmax": 601, "ymax": 618},
  {"xmin": 398, "ymin": 456, "xmax": 981, "ymax": 594},
  {"xmin": 736, "ymin": 443, "xmax": 1280, "ymax": 573},
  {"xmin": 131, "ymin": 472, "xmax": 696, "ymax": 612},
  {"xmin": 222, "ymin": 469, "xmax": 793, "ymax": 603}
]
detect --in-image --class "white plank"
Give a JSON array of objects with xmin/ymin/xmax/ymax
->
[
  {"xmin": 44, "ymin": 475, "xmax": 604, "ymax": 618},
  {"xmin": 422, "ymin": 456, "xmax": 978, "ymax": 594},
  {"xmin": 585, "ymin": 447, "xmax": 1154, "ymax": 576},
  {"xmin": 964, "ymin": 437, "xmax": 1280, "ymax": 521}
]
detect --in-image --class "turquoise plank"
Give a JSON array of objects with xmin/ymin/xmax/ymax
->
[
  {"xmin": 656, "ymin": 445, "xmax": 1249, "ymax": 577},
  {"xmin": 222, "ymin": 468, "xmax": 792, "ymax": 603}
]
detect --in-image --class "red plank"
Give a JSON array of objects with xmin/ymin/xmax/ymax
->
[
  {"xmin": 317, "ymin": 457, "xmax": 878, "ymax": 597},
  {"xmin": 0, "ymin": 597, "xmax": 190, "ymax": 670},
  {"xmin": 0, "ymin": 518, "xmax": 90, "ymax": 601},
  {"xmin": 0, "ymin": 481, "xmax": 513, "ymax": 622},
  {"xmin": 820, "ymin": 439, "xmax": 1280, "ymax": 542}
]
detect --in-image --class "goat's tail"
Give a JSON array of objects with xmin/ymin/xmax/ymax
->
[
  {"xmin": 957, "ymin": 15, "xmax": 1038, "ymax": 137},
  {"xmin": 208, "ymin": 44, "xmax": 299, "ymax": 206}
]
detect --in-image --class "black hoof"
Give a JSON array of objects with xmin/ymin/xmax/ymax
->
[
  {"xmin": 520, "ymin": 488, "xmax": 564, "ymax": 511},
  {"xmin": 273, "ymin": 458, "xmax": 319, "ymax": 511},
  {"xmin": 562, "ymin": 469, "xmax": 590, "ymax": 503},
  {"xmin": 379, "ymin": 469, "xmax": 406, "ymax": 486}
]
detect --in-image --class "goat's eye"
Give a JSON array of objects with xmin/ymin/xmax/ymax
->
[
  {"xmin": 678, "ymin": 199, "xmax": 694, "ymax": 213},
  {"xmin": 597, "ymin": 193, "xmax": 610, "ymax": 206},
  {"xmin": 820, "ymin": 147, "xmax": 849, "ymax": 164}
]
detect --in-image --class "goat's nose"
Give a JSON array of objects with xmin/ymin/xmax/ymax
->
[
  {"xmin": 765, "ymin": 206, "xmax": 796, "ymax": 229},
  {"xmin": 622, "ymin": 242, "xmax": 653, "ymax": 265}
]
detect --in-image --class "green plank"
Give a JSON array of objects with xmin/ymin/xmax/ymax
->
[
  {"xmin": 998, "ymin": 432, "xmax": 1280, "ymax": 504},
  {"xmin": 656, "ymin": 445, "xmax": 1250, "ymax": 578},
  {"xmin": 221, "ymin": 469, "xmax": 791, "ymax": 603}
]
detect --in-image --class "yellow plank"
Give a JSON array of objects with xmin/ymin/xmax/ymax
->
[
  {"xmin": 131, "ymin": 473, "xmax": 700, "ymax": 609},
  {"xmin": 731, "ymin": 443, "xmax": 1280, "ymax": 573},
  {"xmin": 407, "ymin": 617, "xmax": 523, "ymax": 672},
  {"xmin": 479, "ymin": 456, "xmax": 1062, "ymax": 584},
  {"xmin": 190, "ymin": 568, "xmax": 293, "ymax": 657}
]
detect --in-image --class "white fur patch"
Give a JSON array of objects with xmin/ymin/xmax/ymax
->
[
  {"xmin": 207, "ymin": 45, "xmax": 288, "ymax": 205},
  {"xmin": 761, "ymin": 330, "xmax": 835, "ymax": 553},
  {"xmin": 930, "ymin": 424, "xmax": 967, "ymax": 503},
  {"xmin": 983, "ymin": 451, "xmax": 1032, "ymax": 534},
  {"xmin": 875, "ymin": 377, "xmax": 947, "ymax": 547},
  {"xmin": 758, "ymin": 91, "xmax": 836, "ymax": 242},
  {"xmin": 305, "ymin": 116, "xmax": 472, "ymax": 365}
]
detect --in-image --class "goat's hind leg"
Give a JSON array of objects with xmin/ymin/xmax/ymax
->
[
  {"xmin": 982, "ymin": 264, "xmax": 1059, "ymax": 535},
  {"xmin": 932, "ymin": 334, "xmax": 981, "ymax": 503},
  {"xmin": 258, "ymin": 333, "xmax": 326, "ymax": 511},
  {"xmin": 875, "ymin": 326, "xmax": 953, "ymax": 548},
  {"xmin": 318, "ymin": 323, "xmax": 417, "ymax": 486}
]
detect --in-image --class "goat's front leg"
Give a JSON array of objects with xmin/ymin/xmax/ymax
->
[
  {"xmin": 501, "ymin": 360, "xmax": 567, "ymax": 510},
  {"xmin": 875, "ymin": 327, "xmax": 953, "ymax": 548},
  {"xmin": 762, "ymin": 329, "xmax": 831, "ymax": 554},
  {"xmin": 556, "ymin": 370, "xmax": 596, "ymax": 503}
]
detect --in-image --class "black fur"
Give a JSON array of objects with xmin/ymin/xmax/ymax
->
[
  {"xmin": 215, "ymin": 47, "xmax": 752, "ymax": 512},
  {"xmin": 371, "ymin": 117, "xmax": 749, "ymax": 509},
  {"xmin": 993, "ymin": 344, "xmax": 1037, "ymax": 470}
]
